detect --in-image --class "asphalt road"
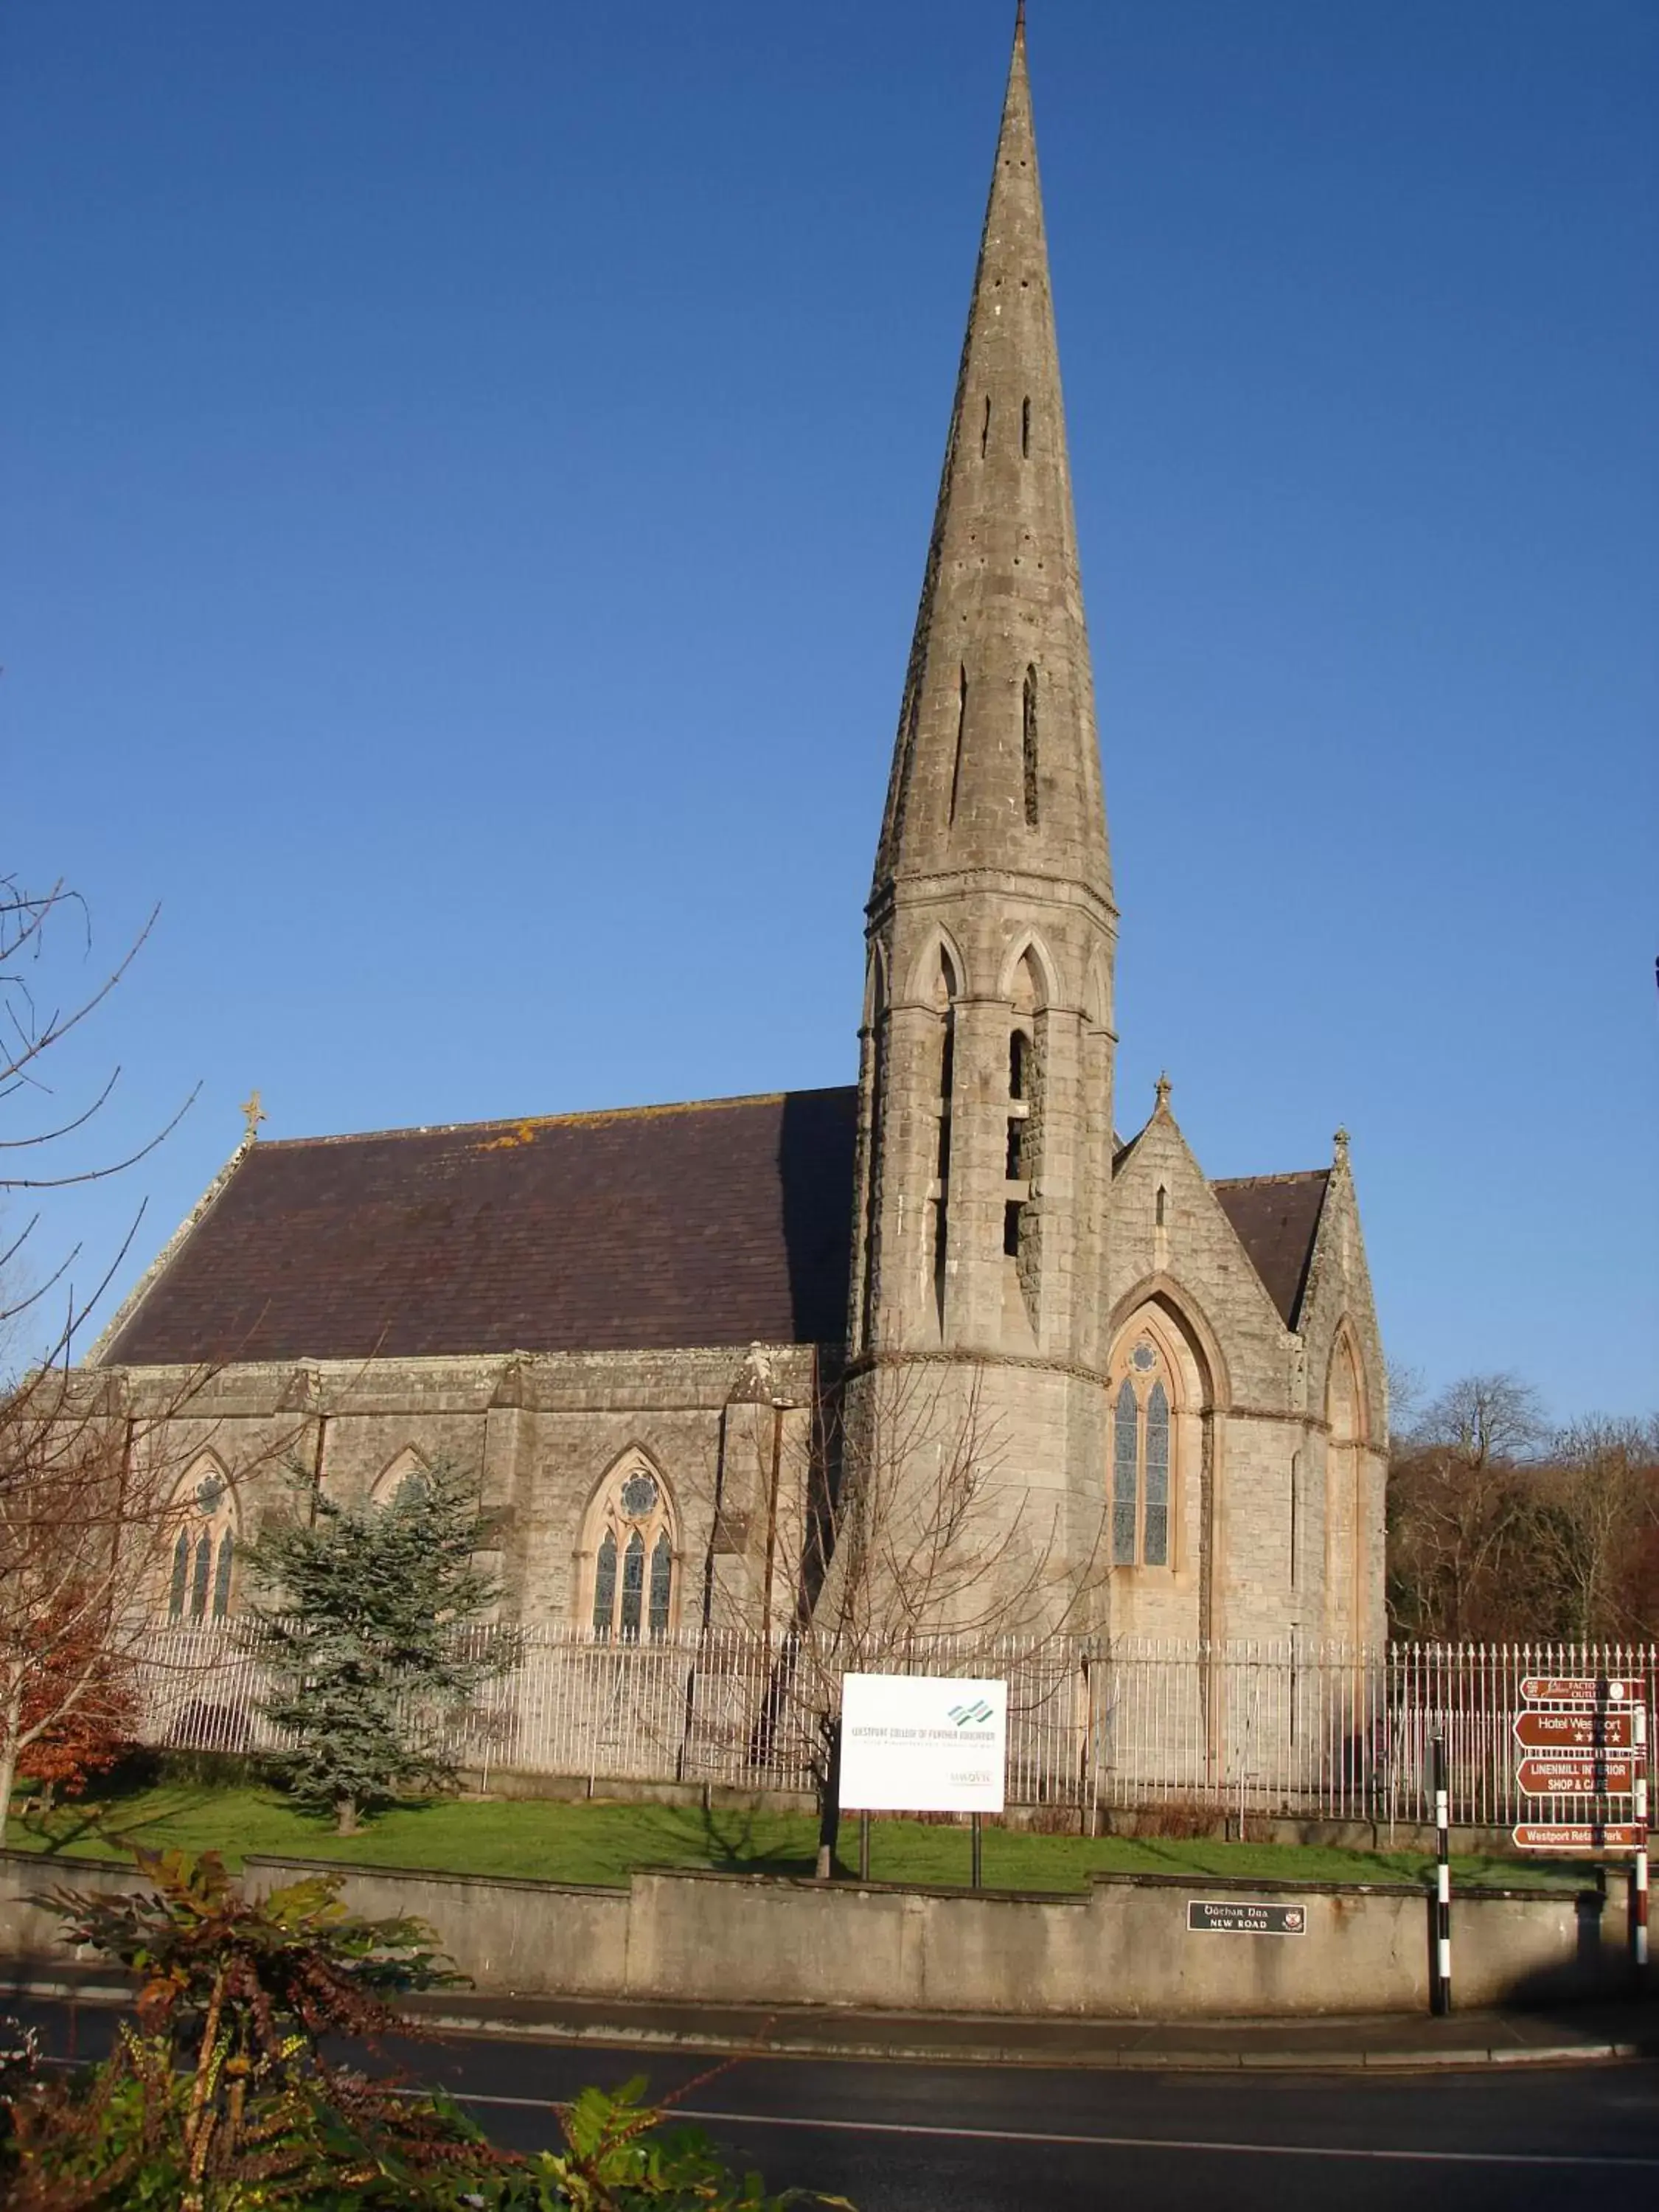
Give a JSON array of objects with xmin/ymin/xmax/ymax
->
[{"xmin": 12, "ymin": 1997, "xmax": 1659, "ymax": 2211}]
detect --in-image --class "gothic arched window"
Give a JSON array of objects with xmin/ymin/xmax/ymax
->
[
  {"xmin": 1108, "ymin": 1340, "xmax": 1173, "ymax": 1568},
  {"xmin": 369, "ymin": 1447, "xmax": 431, "ymax": 1511},
  {"xmin": 164, "ymin": 1459, "xmax": 239, "ymax": 1622},
  {"xmin": 582, "ymin": 1458, "xmax": 678, "ymax": 1641}
]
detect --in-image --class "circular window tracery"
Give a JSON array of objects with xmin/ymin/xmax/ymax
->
[{"xmin": 620, "ymin": 1472, "xmax": 660, "ymax": 1517}]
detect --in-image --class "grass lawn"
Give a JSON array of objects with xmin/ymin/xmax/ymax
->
[{"xmin": 2, "ymin": 1781, "xmax": 1595, "ymax": 1894}]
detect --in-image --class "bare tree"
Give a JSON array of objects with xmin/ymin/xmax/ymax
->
[
  {"xmin": 717, "ymin": 1360, "xmax": 1106, "ymax": 1877},
  {"xmin": 0, "ymin": 872, "xmax": 203, "ymax": 1829},
  {"xmin": 0, "ymin": 1364, "xmax": 198, "ymax": 1828},
  {"xmin": 1528, "ymin": 1416, "xmax": 1659, "ymax": 1641},
  {"xmin": 1, "ymin": 873, "xmax": 194, "ymax": 1346},
  {"xmin": 1385, "ymin": 1372, "xmax": 1546, "ymax": 1640}
]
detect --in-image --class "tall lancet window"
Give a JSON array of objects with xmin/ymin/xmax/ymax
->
[
  {"xmin": 1022, "ymin": 664, "xmax": 1039, "ymax": 827},
  {"xmin": 1004, "ymin": 953, "xmax": 1045, "ymax": 1334},
  {"xmin": 857, "ymin": 950, "xmax": 888, "ymax": 1353},
  {"xmin": 931, "ymin": 951, "xmax": 959, "ymax": 1332},
  {"xmin": 164, "ymin": 1459, "xmax": 238, "ymax": 1621},
  {"xmin": 1110, "ymin": 1340, "xmax": 1174, "ymax": 1569},
  {"xmin": 584, "ymin": 1458, "xmax": 678, "ymax": 1641},
  {"xmin": 949, "ymin": 666, "xmax": 968, "ymax": 824}
]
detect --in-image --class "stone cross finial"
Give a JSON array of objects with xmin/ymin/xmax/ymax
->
[
  {"xmin": 1333, "ymin": 1125, "xmax": 1350, "ymax": 1164},
  {"xmin": 1154, "ymin": 1071, "xmax": 1172, "ymax": 1113},
  {"xmin": 239, "ymin": 1090, "xmax": 267, "ymax": 1140}
]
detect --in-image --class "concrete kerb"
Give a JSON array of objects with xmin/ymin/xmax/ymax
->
[{"xmin": 0, "ymin": 1971, "xmax": 1652, "ymax": 2073}]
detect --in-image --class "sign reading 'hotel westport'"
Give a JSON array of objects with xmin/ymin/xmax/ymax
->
[{"xmin": 838, "ymin": 1674, "xmax": 1008, "ymax": 1815}]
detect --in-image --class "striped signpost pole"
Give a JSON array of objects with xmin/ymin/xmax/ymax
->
[{"xmin": 1432, "ymin": 1731, "xmax": 1451, "ymax": 2016}]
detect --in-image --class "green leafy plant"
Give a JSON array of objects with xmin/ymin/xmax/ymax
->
[
  {"xmin": 243, "ymin": 1458, "xmax": 523, "ymax": 1831},
  {"xmin": 4, "ymin": 1846, "xmax": 474, "ymax": 2207},
  {"xmin": 0, "ymin": 1850, "xmax": 851, "ymax": 2210},
  {"xmin": 506, "ymin": 2074, "xmax": 852, "ymax": 2211}
]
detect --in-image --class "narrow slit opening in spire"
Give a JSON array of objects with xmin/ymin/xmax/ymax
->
[
  {"xmin": 949, "ymin": 667, "xmax": 968, "ymax": 824},
  {"xmin": 1022, "ymin": 664, "xmax": 1039, "ymax": 827},
  {"xmin": 981, "ymin": 394, "xmax": 991, "ymax": 457},
  {"xmin": 1021, "ymin": 397, "xmax": 1031, "ymax": 457}
]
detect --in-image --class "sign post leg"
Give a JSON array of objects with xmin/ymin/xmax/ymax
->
[
  {"xmin": 971, "ymin": 1811, "xmax": 983, "ymax": 1891},
  {"xmin": 859, "ymin": 1810, "xmax": 871, "ymax": 1883},
  {"xmin": 1432, "ymin": 1731, "xmax": 1452, "ymax": 2016},
  {"xmin": 1635, "ymin": 1703, "xmax": 1649, "ymax": 1976}
]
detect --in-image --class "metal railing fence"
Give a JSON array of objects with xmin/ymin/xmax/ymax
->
[{"xmin": 128, "ymin": 1624, "xmax": 1658, "ymax": 1830}]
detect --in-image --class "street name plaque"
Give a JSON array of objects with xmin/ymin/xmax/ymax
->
[{"xmin": 1186, "ymin": 1899, "xmax": 1307, "ymax": 1935}]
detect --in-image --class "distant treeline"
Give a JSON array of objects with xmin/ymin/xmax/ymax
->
[{"xmin": 1387, "ymin": 1374, "xmax": 1659, "ymax": 1643}]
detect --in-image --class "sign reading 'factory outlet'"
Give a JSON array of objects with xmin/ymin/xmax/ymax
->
[{"xmin": 838, "ymin": 1674, "xmax": 1008, "ymax": 1815}]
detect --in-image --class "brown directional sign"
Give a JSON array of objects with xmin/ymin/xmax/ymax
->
[
  {"xmin": 1520, "ymin": 1675, "xmax": 1644, "ymax": 1705},
  {"xmin": 1516, "ymin": 1754, "xmax": 1638, "ymax": 1796},
  {"xmin": 1513, "ymin": 1821, "xmax": 1643, "ymax": 1852},
  {"xmin": 1512, "ymin": 1709, "xmax": 1637, "ymax": 1751}
]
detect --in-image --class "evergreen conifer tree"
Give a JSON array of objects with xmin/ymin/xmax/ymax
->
[{"xmin": 243, "ymin": 1461, "xmax": 519, "ymax": 1832}]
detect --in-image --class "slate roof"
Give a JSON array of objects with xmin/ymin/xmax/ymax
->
[
  {"xmin": 96, "ymin": 1084, "xmax": 1332, "ymax": 1368},
  {"xmin": 1211, "ymin": 1171, "xmax": 1330, "ymax": 1329},
  {"xmin": 97, "ymin": 1088, "xmax": 859, "ymax": 1366}
]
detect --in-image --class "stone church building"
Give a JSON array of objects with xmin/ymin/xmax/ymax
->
[{"xmin": 90, "ymin": 16, "xmax": 1388, "ymax": 1653}]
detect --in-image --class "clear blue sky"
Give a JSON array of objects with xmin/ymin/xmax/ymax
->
[{"xmin": 4, "ymin": 1, "xmax": 1655, "ymax": 1425}]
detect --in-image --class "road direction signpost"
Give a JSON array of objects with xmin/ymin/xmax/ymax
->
[
  {"xmin": 1507, "ymin": 1674, "xmax": 1649, "ymax": 1974},
  {"xmin": 1519, "ymin": 1677, "xmax": 1641, "ymax": 1705},
  {"xmin": 1512, "ymin": 1709, "xmax": 1637, "ymax": 1751},
  {"xmin": 1513, "ymin": 1822, "xmax": 1645, "ymax": 1851},
  {"xmin": 1516, "ymin": 1754, "xmax": 1638, "ymax": 1795}
]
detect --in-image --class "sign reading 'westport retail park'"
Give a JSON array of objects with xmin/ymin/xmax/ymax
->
[
  {"xmin": 1512, "ymin": 1823, "xmax": 1644, "ymax": 1852},
  {"xmin": 838, "ymin": 1674, "xmax": 1007, "ymax": 1815},
  {"xmin": 1186, "ymin": 1900, "xmax": 1307, "ymax": 1935}
]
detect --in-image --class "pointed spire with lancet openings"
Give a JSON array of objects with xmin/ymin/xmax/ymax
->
[
  {"xmin": 852, "ymin": 8, "xmax": 1117, "ymax": 1398},
  {"xmin": 874, "ymin": 6, "xmax": 1109, "ymax": 904}
]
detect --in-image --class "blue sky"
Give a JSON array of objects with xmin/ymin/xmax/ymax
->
[{"xmin": 4, "ymin": 1, "xmax": 1655, "ymax": 1423}]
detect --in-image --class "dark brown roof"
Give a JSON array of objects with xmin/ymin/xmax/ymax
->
[
  {"xmin": 1211, "ymin": 1171, "xmax": 1329, "ymax": 1329},
  {"xmin": 100, "ymin": 1088, "xmax": 858, "ymax": 1366}
]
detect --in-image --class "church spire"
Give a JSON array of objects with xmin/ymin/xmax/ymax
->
[{"xmin": 873, "ymin": 8, "xmax": 1109, "ymax": 904}]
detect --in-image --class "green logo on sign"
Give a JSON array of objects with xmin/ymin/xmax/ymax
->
[{"xmin": 948, "ymin": 1700, "xmax": 992, "ymax": 1727}]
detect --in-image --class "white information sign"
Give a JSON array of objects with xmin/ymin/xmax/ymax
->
[{"xmin": 838, "ymin": 1674, "xmax": 1007, "ymax": 1815}]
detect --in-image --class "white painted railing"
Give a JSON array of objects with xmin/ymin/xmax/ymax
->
[{"xmin": 128, "ymin": 1624, "xmax": 1658, "ymax": 1829}]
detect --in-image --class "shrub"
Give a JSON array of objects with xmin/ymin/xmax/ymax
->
[{"xmin": 0, "ymin": 1849, "xmax": 850, "ymax": 2210}]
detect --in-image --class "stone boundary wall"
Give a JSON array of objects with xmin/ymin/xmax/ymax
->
[{"xmin": 0, "ymin": 1848, "xmax": 1635, "ymax": 2020}]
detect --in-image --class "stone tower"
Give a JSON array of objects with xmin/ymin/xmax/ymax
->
[{"xmin": 845, "ymin": 10, "xmax": 1117, "ymax": 1622}]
